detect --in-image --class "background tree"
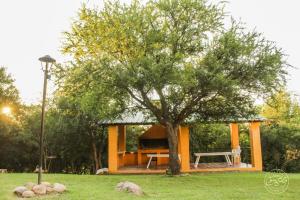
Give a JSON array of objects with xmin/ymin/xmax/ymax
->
[
  {"xmin": 52, "ymin": 60, "xmax": 126, "ymax": 172},
  {"xmin": 0, "ymin": 66, "xmax": 20, "ymax": 126},
  {"xmin": 44, "ymin": 99, "xmax": 106, "ymax": 173},
  {"xmin": 0, "ymin": 67, "xmax": 35, "ymax": 171},
  {"xmin": 0, "ymin": 66, "xmax": 19, "ymax": 132},
  {"xmin": 261, "ymin": 89, "xmax": 300, "ymax": 125},
  {"xmin": 62, "ymin": 0, "xmax": 287, "ymax": 174},
  {"xmin": 0, "ymin": 67, "xmax": 19, "ymax": 105},
  {"xmin": 260, "ymin": 89, "xmax": 300, "ymax": 172}
]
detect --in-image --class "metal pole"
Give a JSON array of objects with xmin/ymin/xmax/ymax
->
[{"xmin": 38, "ymin": 62, "xmax": 49, "ymax": 184}]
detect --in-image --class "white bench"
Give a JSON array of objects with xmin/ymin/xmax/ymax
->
[
  {"xmin": 194, "ymin": 152, "xmax": 233, "ymax": 168},
  {"xmin": 146, "ymin": 154, "xmax": 181, "ymax": 169},
  {"xmin": 0, "ymin": 169, "xmax": 8, "ymax": 173}
]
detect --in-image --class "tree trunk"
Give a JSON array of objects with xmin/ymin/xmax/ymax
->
[
  {"xmin": 165, "ymin": 122, "xmax": 181, "ymax": 175},
  {"xmin": 97, "ymin": 126, "xmax": 106, "ymax": 169},
  {"xmin": 98, "ymin": 153, "xmax": 103, "ymax": 169},
  {"xmin": 91, "ymin": 139, "xmax": 100, "ymax": 171},
  {"xmin": 98, "ymin": 138, "xmax": 105, "ymax": 169}
]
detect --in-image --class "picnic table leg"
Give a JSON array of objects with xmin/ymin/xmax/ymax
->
[
  {"xmin": 225, "ymin": 155, "xmax": 232, "ymax": 166},
  {"xmin": 224, "ymin": 155, "xmax": 229, "ymax": 165},
  {"xmin": 228, "ymin": 155, "xmax": 233, "ymax": 166},
  {"xmin": 194, "ymin": 156, "xmax": 200, "ymax": 168},
  {"xmin": 147, "ymin": 156, "xmax": 153, "ymax": 169},
  {"xmin": 228, "ymin": 156, "xmax": 233, "ymax": 166}
]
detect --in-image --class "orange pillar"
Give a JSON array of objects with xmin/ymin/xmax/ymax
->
[
  {"xmin": 118, "ymin": 125, "xmax": 126, "ymax": 152},
  {"xmin": 178, "ymin": 126, "xmax": 190, "ymax": 172},
  {"xmin": 108, "ymin": 125, "xmax": 118, "ymax": 172},
  {"xmin": 230, "ymin": 123, "xmax": 241, "ymax": 165},
  {"xmin": 249, "ymin": 122, "xmax": 263, "ymax": 171},
  {"xmin": 118, "ymin": 125, "xmax": 126, "ymax": 167}
]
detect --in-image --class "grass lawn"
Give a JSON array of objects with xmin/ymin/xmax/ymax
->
[{"xmin": 0, "ymin": 172, "xmax": 299, "ymax": 200}]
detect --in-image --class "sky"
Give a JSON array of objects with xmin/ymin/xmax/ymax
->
[{"xmin": 0, "ymin": 0, "xmax": 299, "ymax": 104}]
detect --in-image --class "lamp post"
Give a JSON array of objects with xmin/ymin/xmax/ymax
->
[{"xmin": 38, "ymin": 55, "xmax": 56, "ymax": 184}]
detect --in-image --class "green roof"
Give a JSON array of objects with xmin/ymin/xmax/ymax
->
[
  {"xmin": 99, "ymin": 111, "xmax": 266, "ymax": 125},
  {"xmin": 100, "ymin": 112, "xmax": 155, "ymax": 125}
]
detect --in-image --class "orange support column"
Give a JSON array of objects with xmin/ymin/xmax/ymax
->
[
  {"xmin": 249, "ymin": 122, "xmax": 263, "ymax": 171},
  {"xmin": 108, "ymin": 125, "xmax": 118, "ymax": 172},
  {"xmin": 118, "ymin": 125, "xmax": 126, "ymax": 151},
  {"xmin": 118, "ymin": 125, "xmax": 126, "ymax": 167},
  {"xmin": 230, "ymin": 123, "xmax": 241, "ymax": 165},
  {"xmin": 178, "ymin": 126, "xmax": 190, "ymax": 172}
]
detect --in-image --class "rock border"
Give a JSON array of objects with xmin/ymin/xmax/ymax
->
[{"xmin": 13, "ymin": 182, "xmax": 66, "ymax": 198}]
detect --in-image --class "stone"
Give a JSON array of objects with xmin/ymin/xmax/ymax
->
[
  {"xmin": 53, "ymin": 183, "xmax": 66, "ymax": 193},
  {"xmin": 32, "ymin": 184, "xmax": 47, "ymax": 195},
  {"xmin": 13, "ymin": 186, "xmax": 27, "ymax": 196},
  {"xmin": 41, "ymin": 181, "xmax": 52, "ymax": 187},
  {"xmin": 22, "ymin": 190, "xmax": 35, "ymax": 198},
  {"xmin": 116, "ymin": 181, "xmax": 143, "ymax": 196},
  {"xmin": 24, "ymin": 182, "xmax": 36, "ymax": 190},
  {"xmin": 46, "ymin": 186, "xmax": 55, "ymax": 193},
  {"xmin": 180, "ymin": 173, "xmax": 190, "ymax": 177},
  {"xmin": 96, "ymin": 168, "xmax": 109, "ymax": 175}
]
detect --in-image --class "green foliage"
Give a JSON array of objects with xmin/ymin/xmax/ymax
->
[
  {"xmin": 0, "ymin": 64, "xmax": 115, "ymax": 173},
  {"xmin": 52, "ymin": 38, "xmax": 129, "ymax": 173},
  {"xmin": 0, "ymin": 67, "xmax": 28, "ymax": 171},
  {"xmin": 261, "ymin": 90, "xmax": 300, "ymax": 125},
  {"xmin": 190, "ymin": 123, "xmax": 230, "ymax": 163},
  {"xmin": 43, "ymin": 98, "xmax": 109, "ymax": 173},
  {"xmin": 190, "ymin": 123, "xmax": 230, "ymax": 152},
  {"xmin": 62, "ymin": 0, "xmax": 287, "ymax": 125},
  {"xmin": 261, "ymin": 124, "xmax": 300, "ymax": 172},
  {"xmin": 0, "ymin": 67, "xmax": 21, "ymax": 138},
  {"xmin": 126, "ymin": 125, "xmax": 147, "ymax": 151},
  {"xmin": 0, "ymin": 67, "xmax": 19, "ymax": 105},
  {"xmin": 0, "ymin": 105, "xmax": 39, "ymax": 172},
  {"xmin": 54, "ymin": 61, "xmax": 126, "ymax": 121},
  {"xmin": 260, "ymin": 90, "xmax": 300, "ymax": 172}
]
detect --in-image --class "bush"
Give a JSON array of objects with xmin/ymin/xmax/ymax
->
[{"xmin": 261, "ymin": 123, "xmax": 300, "ymax": 172}]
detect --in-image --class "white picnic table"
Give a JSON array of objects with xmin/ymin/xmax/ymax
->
[
  {"xmin": 146, "ymin": 153, "xmax": 181, "ymax": 169},
  {"xmin": 194, "ymin": 152, "xmax": 233, "ymax": 168}
]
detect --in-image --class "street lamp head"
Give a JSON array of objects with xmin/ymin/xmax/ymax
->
[{"xmin": 38, "ymin": 55, "xmax": 56, "ymax": 63}]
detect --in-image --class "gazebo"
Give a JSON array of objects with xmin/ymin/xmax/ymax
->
[{"xmin": 100, "ymin": 113, "xmax": 264, "ymax": 174}]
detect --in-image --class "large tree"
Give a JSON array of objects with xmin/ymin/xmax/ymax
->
[{"xmin": 62, "ymin": 0, "xmax": 287, "ymax": 174}]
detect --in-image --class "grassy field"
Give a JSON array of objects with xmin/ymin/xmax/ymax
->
[{"xmin": 0, "ymin": 172, "xmax": 299, "ymax": 200}]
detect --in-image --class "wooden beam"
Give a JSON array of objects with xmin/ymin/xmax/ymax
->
[
  {"xmin": 230, "ymin": 123, "xmax": 239, "ymax": 149},
  {"xmin": 178, "ymin": 126, "xmax": 190, "ymax": 172},
  {"xmin": 249, "ymin": 122, "xmax": 263, "ymax": 171},
  {"xmin": 118, "ymin": 125, "xmax": 126, "ymax": 167},
  {"xmin": 108, "ymin": 125, "xmax": 118, "ymax": 172},
  {"xmin": 118, "ymin": 125, "xmax": 126, "ymax": 151},
  {"xmin": 230, "ymin": 123, "xmax": 241, "ymax": 165}
]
